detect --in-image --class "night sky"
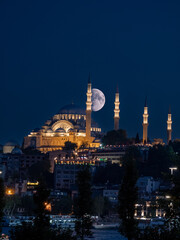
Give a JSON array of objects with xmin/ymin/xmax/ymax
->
[{"xmin": 0, "ymin": 0, "xmax": 180, "ymax": 145}]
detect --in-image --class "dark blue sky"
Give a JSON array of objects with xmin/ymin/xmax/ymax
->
[{"xmin": 0, "ymin": 0, "xmax": 180, "ymax": 144}]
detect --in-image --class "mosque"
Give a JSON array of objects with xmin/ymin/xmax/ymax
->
[
  {"xmin": 23, "ymin": 75, "xmax": 173, "ymax": 153},
  {"xmin": 23, "ymin": 78, "xmax": 102, "ymax": 153}
]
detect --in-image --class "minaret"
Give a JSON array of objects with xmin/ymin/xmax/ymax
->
[
  {"xmin": 114, "ymin": 86, "xmax": 120, "ymax": 130},
  {"xmin": 167, "ymin": 105, "xmax": 172, "ymax": 144},
  {"xmin": 86, "ymin": 74, "xmax": 92, "ymax": 139},
  {"xmin": 142, "ymin": 97, "xmax": 149, "ymax": 144}
]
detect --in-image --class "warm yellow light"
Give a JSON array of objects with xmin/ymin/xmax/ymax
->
[
  {"xmin": 44, "ymin": 202, "xmax": 51, "ymax": 212},
  {"xmin": 27, "ymin": 181, "xmax": 39, "ymax": 186},
  {"xmin": 6, "ymin": 188, "xmax": 15, "ymax": 195}
]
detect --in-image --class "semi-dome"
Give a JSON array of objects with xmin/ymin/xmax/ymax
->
[
  {"xmin": 58, "ymin": 103, "xmax": 85, "ymax": 115},
  {"xmin": 12, "ymin": 147, "xmax": 23, "ymax": 155},
  {"xmin": 55, "ymin": 128, "xmax": 65, "ymax": 133}
]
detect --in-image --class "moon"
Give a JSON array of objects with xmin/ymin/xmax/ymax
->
[{"xmin": 92, "ymin": 88, "xmax": 105, "ymax": 112}]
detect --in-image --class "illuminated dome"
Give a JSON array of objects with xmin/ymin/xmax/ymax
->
[
  {"xmin": 58, "ymin": 103, "xmax": 85, "ymax": 115},
  {"xmin": 24, "ymin": 100, "xmax": 102, "ymax": 153},
  {"xmin": 3, "ymin": 140, "xmax": 19, "ymax": 154}
]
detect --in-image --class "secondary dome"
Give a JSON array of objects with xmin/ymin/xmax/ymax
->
[
  {"xmin": 12, "ymin": 147, "xmax": 23, "ymax": 155},
  {"xmin": 3, "ymin": 140, "xmax": 19, "ymax": 154},
  {"xmin": 58, "ymin": 103, "xmax": 85, "ymax": 115},
  {"xmin": 4, "ymin": 140, "xmax": 18, "ymax": 147},
  {"xmin": 46, "ymin": 128, "xmax": 53, "ymax": 133}
]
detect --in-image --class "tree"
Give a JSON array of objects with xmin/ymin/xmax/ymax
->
[
  {"xmin": 19, "ymin": 195, "xmax": 35, "ymax": 215},
  {"xmin": 10, "ymin": 222, "xmax": 36, "ymax": 240},
  {"xmin": 63, "ymin": 141, "xmax": 77, "ymax": 151},
  {"xmin": 79, "ymin": 141, "xmax": 88, "ymax": 149},
  {"xmin": 74, "ymin": 166, "xmax": 92, "ymax": 240},
  {"xmin": 52, "ymin": 196, "xmax": 72, "ymax": 215},
  {"xmin": 145, "ymin": 145, "xmax": 176, "ymax": 178},
  {"xmin": 162, "ymin": 168, "xmax": 180, "ymax": 237},
  {"xmin": 118, "ymin": 147, "xmax": 138, "ymax": 240},
  {"xmin": 28, "ymin": 158, "xmax": 51, "ymax": 182},
  {"xmin": 102, "ymin": 129, "xmax": 129, "ymax": 145},
  {"xmin": 0, "ymin": 178, "xmax": 5, "ymax": 235},
  {"xmin": 33, "ymin": 179, "xmax": 51, "ymax": 239},
  {"xmin": 93, "ymin": 196, "xmax": 104, "ymax": 218},
  {"xmin": 11, "ymin": 179, "xmax": 52, "ymax": 240},
  {"xmin": 138, "ymin": 152, "xmax": 180, "ymax": 240},
  {"xmin": 11, "ymin": 179, "xmax": 75, "ymax": 240},
  {"xmin": 135, "ymin": 133, "xmax": 140, "ymax": 144},
  {"xmin": 93, "ymin": 163, "xmax": 124, "ymax": 185}
]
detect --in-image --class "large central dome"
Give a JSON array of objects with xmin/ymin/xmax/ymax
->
[
  {"xmin": 58, "ymin": 103, "xmax": 85, "ymax": 115},
  {"xmin": 23, "ymin": 79, "xmax": 102, "ymax": 153}
]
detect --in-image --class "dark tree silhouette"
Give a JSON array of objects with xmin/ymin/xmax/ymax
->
[
  {"xmin": 102, "ymin": 129, "xmax": 129, "ymax": 145},
  {"xmin": 135, "ymin": 133, "xmax": 140, "ymax": 144},
  {"xmin": 11, "ymin": 179, "xmax": 75, "ymax": 240},
  {"xmin": 74, "ymin": 167, "xmax": 92, "ymax": 240},
  {"xmin": 0, "ymin": 178, "xmax": 5, "ymax": 235},
  {"xmin": 63, "ymin": 141, "xmax": 77, "ymax": 151},
  {"xmin": 118, "ymin": 148, "xmax": 138, "ymax": 240}
]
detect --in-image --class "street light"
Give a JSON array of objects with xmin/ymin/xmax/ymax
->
[
  {"xmin": 169, "ymin": 167, "xmax": 178, "ymax": 175},
  {"xmin": 6, "ymin": 188, "xmax": 15, "ymax": 196}
]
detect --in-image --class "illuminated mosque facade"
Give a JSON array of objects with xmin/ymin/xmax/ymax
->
[
  {"xmin": 23, "ymin": 75, "xmax": 172, "ymax": 153},
  {"xmin": 23, "ymin": 78, "xmax": 102, "ymax": 153}
]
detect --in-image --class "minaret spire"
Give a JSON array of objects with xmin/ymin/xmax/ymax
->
[
  {"xmin": 142, "ymin": 97, "xmax": 149, "ymax": 144},
  {"xmin": 145, "ymin": 96, "xmax": 147, "ymax": 107},
  {"xmin": 114, "ymin": 85, "xmax": 120, "ymax": 130},
  {"xmin": 88, "ymin": 72, "xmax": 91, "ymax": 84},
  {"xmin": 168, "ymin": 105, "xmax": 171, "ymax": 114},
  {"xmin": 167, "ymin": 105, "xmax": 172, "ymax": 144},
  {"xmin": 86, "ymin": 74, "xmax": 92, "ymax": 139},
  {"xmin": 116, "ymin": 84, "xmax": 119, "ymax": 94}
]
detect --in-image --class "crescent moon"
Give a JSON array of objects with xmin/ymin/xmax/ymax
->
[{"xmin": 92, "ymin": 88, "xmax": 105, "ymax": 112}]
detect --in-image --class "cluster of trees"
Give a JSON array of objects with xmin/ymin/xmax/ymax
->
[
  {"xmin": 1, "ymin": 143, "xmax": 180, "ymax": 239},
  {"xmin": 0, "ymin": 167, "xmax": 93, "ymax": 240},
  {"xmin": 0, "ymin": 178, "xmax": 5, "ymax": 235},
  {"xmin": 9, "ymin": 179, "xmax": 76, "ymax": 240},
  {"xmin": 118, "ymin": 147, "xmax": 138, "ymax": 240},
  {"xmin": 93, "ymin": 144, "xmax": 177, "ymax": 186},
  {"xmin": 118, "ymin": 145, "xmax": 180, "ymax": 240},
  {"xmin": 93, "ymin": 162, "xmax": 124, "ymax": 184},
  {"xmin": 102, "ymin": 129, "xmax": 143, "ymax": 146},
  {"xmin": 102, "ymin": 129, "xmax": 131, "ymax": 145}
]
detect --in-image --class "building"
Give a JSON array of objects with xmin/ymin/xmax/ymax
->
[
  {"xmin": 19, "ymin": 152, "xmax": 46, "ymax": 178},
  {"xmin": 3, "ymin": 141, "xmax": 19, "ymax": 154},
  {"xmin": 54, "ymin": 163, "xmax": 84, "ymax": 190},
  {"xmin": 23, "ymin": 79, "xmax": 101, "ymax": 153},
  {"xmin": 137, "ymin": 176, "xmax": 160, "ymax": 194},
  {"xmin": 103, "ymin": 188, "xmax": 119, "ymax": 203},
  {"xmin": 92, "ymin": 147, "xmax": 126, "ymax": 165}
]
